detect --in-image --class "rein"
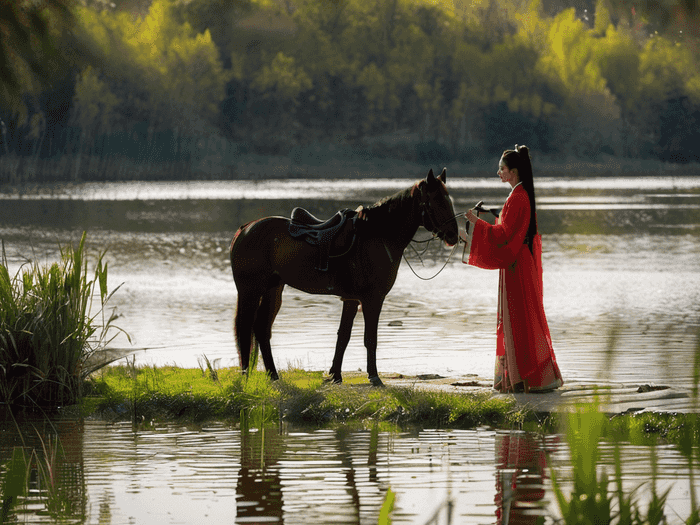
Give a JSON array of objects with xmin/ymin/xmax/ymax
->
[
  {"xmin": 402, "ymin": 241, "xmax": 459, "ymax": 281},
  {"xmin": 402, "ymin": 211, "xmax": 465, "ymax": 281}
]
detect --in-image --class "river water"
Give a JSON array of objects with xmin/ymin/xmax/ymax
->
[
  {"xmin": 1, "ymin": 176, "xmax": 699, "ymax": 385},
  {"xmin": 1, "ymin": 175, "xmax": 700, "ymax": 523},
  {"xmin": 1, "ymin": 418, "xmax": 699, "ymax": 524}
]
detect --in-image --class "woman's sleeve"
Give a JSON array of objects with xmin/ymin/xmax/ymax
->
[
  {"xmin": 466, "ymin": 193, "xmax": 530, "ymax": 269},
  {"xmin": 484, "ymin": 193, "xmax": 529, "ymax": 246}
]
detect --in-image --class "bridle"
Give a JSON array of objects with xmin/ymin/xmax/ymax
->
[
  {"xmin": 415, "ymin": 181, "xmax": 456, "ymax": 242},
  {"xmin": 405, "ymin": 182, "xmax": 461, "ymax": 280}
]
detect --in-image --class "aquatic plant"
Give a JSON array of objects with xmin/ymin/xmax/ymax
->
[
  {"xmin": 549, "ymin": 323, "xmax": 700, "ymax": 523},
  {"xmin": 0, "ymin": 232, "xmax": 127, "ymax": 408},
  {"xmin": 0, "ymin": 432, "xmax": 81, "ymax": 522},
  {"xmin": 377, "ymin": 488, "xmax": 395, "ymax": 525}
]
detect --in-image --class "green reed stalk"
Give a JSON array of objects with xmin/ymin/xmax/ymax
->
[
  {"xmin": 0, "ymin": 232, "xmax": 127, "ymax": 408},
  {"xmin": 377, "ymin": 488, "xmax": 395, "ymax": 525},
  {"xmin": 548, "ymin": 320, "xmax": 700, "ymax": 524}
]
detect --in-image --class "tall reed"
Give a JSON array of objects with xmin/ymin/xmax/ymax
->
[
  {"xmin": 550, "ymin": 321, "xmax": 700, "ymax": 523},
  {"xmin": 0, "ymin": 232, "xmax": 126, "ymax": 408}
]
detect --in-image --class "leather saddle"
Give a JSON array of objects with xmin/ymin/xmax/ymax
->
[{"xmin": 288, "ymin": 207, "xmax": 357, "ymax": 271}]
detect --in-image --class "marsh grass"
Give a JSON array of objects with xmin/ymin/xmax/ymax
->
[
  {"xmin": 0, "ymin": 432, "xmax": 79, "ymax": 522},
  {"xmin": 87, "ymin": 364, "xmax": 521, "ymax": 429},
  {"xmin": 0, "ymin": 232, "xmax": 126, "ymax": 409},
  {"xmin": 550, "ymin": 322, "xmax": 700, "ymax": 524}
]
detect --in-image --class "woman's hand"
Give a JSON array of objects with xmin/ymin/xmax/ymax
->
[{"xmin": 465, "ymin": 208, "xmax": 479, "ymax": 225}]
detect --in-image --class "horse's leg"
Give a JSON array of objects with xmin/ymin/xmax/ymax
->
[
  {"xmin": 235, "ymin": 292, "xmax": 260, "ymax": 375},
  {"xmin": 361, "ymin": 298, "xmax": 385, "ymax": 387},
  {"xmin": 328, "ymin": 300, "xmax": 360, "ymax": 384},
  {"xmin": 253, "ymin": 284, "xmax": 284, "ymax": 381}
]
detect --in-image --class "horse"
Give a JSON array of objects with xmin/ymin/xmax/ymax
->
[{"xmin": 229, "ymin": 168, "xmax": 460, "ymax": 387}]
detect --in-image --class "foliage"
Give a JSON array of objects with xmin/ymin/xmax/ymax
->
[
  {"xmin": 3, "ymin": 0, "xmax": 700, "ymax": 183},
  {"xmin": 0, "ymin": 0, "xmax": 75, "ymax": 117},
  {"xmin": 74, "ymin": 0, "xmax": 231, "ymax": 132},
  {"xmin": 0, "ymin": 232, "xmax": 125, "ymax": 408},
  {"xmin": 549, "ymin": 398, "xmax": 678, "ymax": 524}
]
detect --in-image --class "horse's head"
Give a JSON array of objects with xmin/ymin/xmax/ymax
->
[{"xmin": 416, "ymin": 168, "xmax": 459, "ymax": 246}]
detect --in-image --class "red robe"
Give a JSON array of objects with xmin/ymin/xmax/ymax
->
[{"xmin": 465, "ymin": 184, "xmax": 563, "ymax": 392}]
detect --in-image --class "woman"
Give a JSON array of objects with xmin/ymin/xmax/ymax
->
[{"xmin": 464, "ymin": 145, "xmax": 563, "ymax": 393}]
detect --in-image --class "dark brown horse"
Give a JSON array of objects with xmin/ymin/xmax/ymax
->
[{"xmin": 229, "ymin": 168, "xmax": 459, "ymax": 386}]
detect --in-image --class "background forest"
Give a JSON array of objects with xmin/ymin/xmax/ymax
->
[{"xmin": 1, "ymin": 0, "xmax": 699, "ymax": 182}]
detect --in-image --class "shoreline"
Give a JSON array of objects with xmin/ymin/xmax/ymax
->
[
  {"xmin": 379, "ymin": 372, "xmax": 698, "ymax": 415},
  {"xmin": 2, "ymin": 153, "xmax": 700, "ymax": 188}
]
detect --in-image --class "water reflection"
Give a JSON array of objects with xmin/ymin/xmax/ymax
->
[
  {"xmin": 495, "ymin": 433, "xmax": 554, "ymax": 525},
  {"xmin": 2, "ymin": 419, "xmax": 700, "ymax": 523},
  {"xmin": 0, "ymin": 417, "xmax": 87, "ymax": 522},
  {"xmin": 237, "ymin": 424, "xmax": 285, "ymax": 523}
]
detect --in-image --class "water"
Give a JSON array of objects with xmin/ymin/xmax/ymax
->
[
  {"xmin": 1, "ymin": 176, "xmax": 699, "ymax": 386},
  {"xmin": 1, "ymin": 419, "xmax": 698, "ymax": 524},
  {"xmin": 1, "ymin": 175, "xmax": 700, "ymax": 523}
]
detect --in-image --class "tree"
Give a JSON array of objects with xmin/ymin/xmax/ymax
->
[{"xmin": 0, "ymin": 0, "xmax": 90, "ymax": 118}]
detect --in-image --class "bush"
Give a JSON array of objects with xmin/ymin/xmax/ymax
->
[{"xmin": 0, "ymin": 232, "xmax": 125, "ymax": 408}]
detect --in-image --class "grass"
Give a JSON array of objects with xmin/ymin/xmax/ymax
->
[
  {"xmin": 85, "ymin": 364, "xmax": 522, "ymax": 430},
  {"xmin": 548, "ymin": 322, "xmax": 700, "ymax": 524},
  {"xmin": 549, "ymin": 397, "xmax": 696, "ymax": 525},
  {"xmin": 0, "ymin": 431, "xmax": 80, "ymax": 522},
  {"xmin": 0, "ymin": 232, "xmax": 126, "ymax": 409}
]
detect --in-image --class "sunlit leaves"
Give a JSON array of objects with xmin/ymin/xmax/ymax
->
[
  {"xmin": 252, "ymin": 52, "xmax": 312, "ymax": 103},
  {"xmin": 74, "ymin": 0, "xmax": 229, "ymax": 130},
  {"xmin": 71, "ymin": 66, "xmax": 120, "ymax": 136}
]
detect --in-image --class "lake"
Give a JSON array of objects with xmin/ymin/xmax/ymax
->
[
  {"xmin": 1, "ymin": 417, "xmax": 699, "ymax": 524},
  {"xmin": 1, "ymin": 176, "xmax": 699, "ymax": 385},
  {"xmin": 1, "ymin": 174, "xmax": 700, "ymax": 523}
]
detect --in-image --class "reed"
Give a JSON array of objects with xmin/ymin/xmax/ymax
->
[
  {"xmin": 0, "ymin": 431, "xmax": 81, "ymax": 522},
  {"xmin": 0, "ymin": 232, "xmax": 126, "ymax": 409},
  {"xmin": 549, "ymin": 322, "xmax": 700, "ymax": 523}
]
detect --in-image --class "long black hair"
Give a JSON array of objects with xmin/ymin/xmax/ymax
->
[{"xmin": 502, "ymin": 145, "xmax": 537, "ymax": 254}]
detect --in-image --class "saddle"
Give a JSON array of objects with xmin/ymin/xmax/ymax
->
[{"xmin": 288, "ymin": 207, "xmax": 357, "ymax": 271}]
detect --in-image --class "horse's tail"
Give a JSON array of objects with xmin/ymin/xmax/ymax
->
[
  {"xmin": 229, "ymin": 224, "xmax": 246, "ymax": 276},
  {"xmin": 233, "ymin": 294, "xmax": 259, "ymax": 374},
  {"xmin": 230, "ymin": 219, "xmax": 263, "ymax": 374}
]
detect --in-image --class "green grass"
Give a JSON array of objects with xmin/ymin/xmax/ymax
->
[
  {"xmin": 85, "ymin": 364, "xmax": 522, "ymax": 429},
  {"xmin": 548, "ymin": 321, "xmax": 700, "ymax": 524},
  {"xmin": 0, "ymin": 232, "xmax": 126, "ymax": 409}
]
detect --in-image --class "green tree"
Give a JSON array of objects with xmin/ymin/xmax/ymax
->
[
  {"xmin": 75, "ymin": 0, "xmax": 229, "ymax": 132},
  {"xmin": 0, "ymin": 0, "xmax": 76, "ymax": 115}
]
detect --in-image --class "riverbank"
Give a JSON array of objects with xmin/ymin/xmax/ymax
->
[
  {"xmin": 81, "ymin": 366, "xmax": 700, "ymax": 448},
  {"xmin": 382, "ymin": 372, "xmax": 699, "ymax": 415},
  {"xmin": 2, "ymin": 149, "xmax": 700, "ymax": 186}
]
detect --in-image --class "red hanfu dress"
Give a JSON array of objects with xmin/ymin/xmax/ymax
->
[{"xmin": 464, "ymin": 184, "xmax": 563, "ymax": 392}]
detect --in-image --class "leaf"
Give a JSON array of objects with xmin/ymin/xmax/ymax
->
[
  {"xmin": 2, "ymin": 448, "xmax": 29, "ymax": 499},
  {"xmin": 377, "ymin": 487, "xmax": 395, "ymax": 525}
]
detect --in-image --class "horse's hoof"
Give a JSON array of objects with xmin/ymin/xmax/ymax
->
[
  {"xmin": 269, "ymin": 372, "xmax": 280, "ymax": 381},
  {"xmin": 369, "ymin": 376, "xmax": 384, "ymax": 387},
  {"xmin": 324, "ymin": 374, "xmax": 343, "ymax": 384}
]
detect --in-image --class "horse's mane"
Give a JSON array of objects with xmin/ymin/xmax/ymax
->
[{"xmin": 364, "ymin": 184, "xmax": 417, "ymax": 223}]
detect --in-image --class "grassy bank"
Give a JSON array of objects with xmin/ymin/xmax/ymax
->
[
  {"xmin": 85, "ymin": 364, "xmax": 523, "ymax": 430},
  {"xmin": 84, "ymin": 364, "xmax": 700, "ymax": 444}
]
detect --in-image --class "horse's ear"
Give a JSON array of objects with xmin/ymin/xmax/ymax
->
[
  {"xmin": 426, "ymin": 168, "xmax": 436, "ymax": 185},
  {"xmin": 438, "ymin": 168, "xmax": 447, "ymax": 184}
]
